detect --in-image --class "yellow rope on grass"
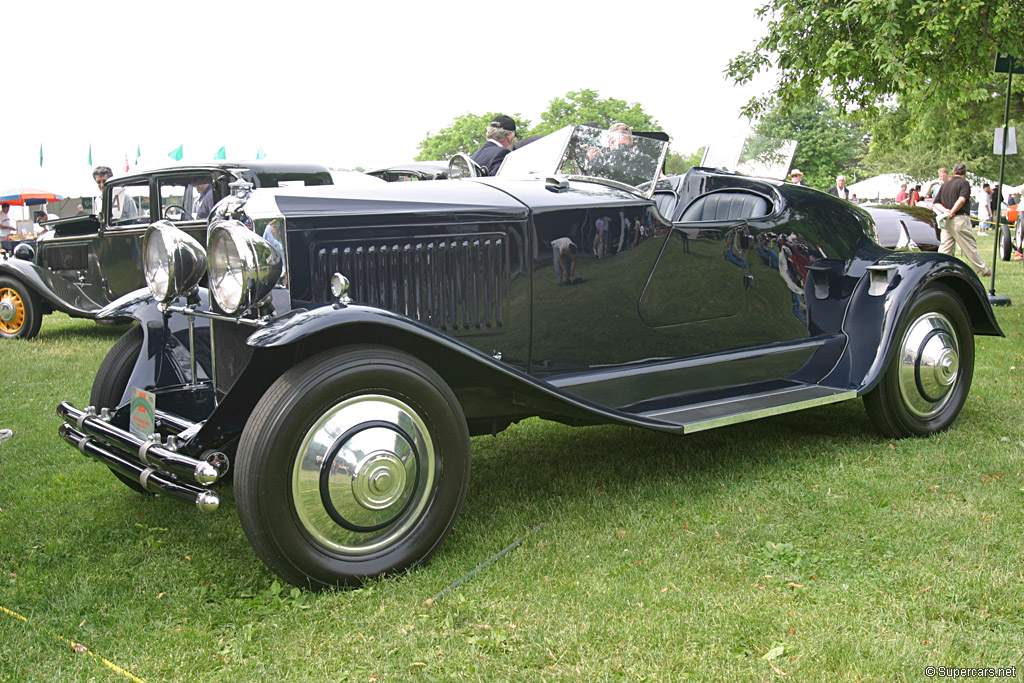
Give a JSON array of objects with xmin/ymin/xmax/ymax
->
[{"xmin": 1, "ymin": 604, "xmax": 147, "ymax": 683}]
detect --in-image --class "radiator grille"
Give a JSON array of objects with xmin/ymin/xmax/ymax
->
[{"xmin": 314, "ymin": 234, "xmax": 508, "ymax": 331}]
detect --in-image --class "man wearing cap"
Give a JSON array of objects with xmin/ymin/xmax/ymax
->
[
  {"xmin": 471, "ymin": 115, "xmax": 516, "ymax": 176},
  {"xmin": 789, "ymin": 169, "xmax": 808, "ymax": 186}
]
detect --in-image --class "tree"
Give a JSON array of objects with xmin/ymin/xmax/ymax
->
[
  {"xmin": 665, "ymin": 148, "xmax": 705, "ymax": 176},
  {"xmin": 727, "ymin": 0, "xmax": 1021, "ymax": 118},
  {"xmin": 416, "ymin": 113, "xmax": 529, "ymax": 161},
  {"xmin": 727, "ymin": 1, "xmax": 1023, "ymax": 184},
  {"xmin": 753, "ymin": 95, "xmax": 866, "ymax": 190},
  {"xmin": 416, "ymin": 90, "xmax": 665, "ymax": 163},
  {"xmin": 530, "ymin": 89, "xmax": 662, "ymax": 136}
]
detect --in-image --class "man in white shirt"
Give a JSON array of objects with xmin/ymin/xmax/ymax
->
[{"xmin": 0, "ymin": 203, "xmax": 15, "ymax": 251}]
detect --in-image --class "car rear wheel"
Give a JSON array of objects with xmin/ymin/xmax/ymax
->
[
  {"xmin": 0, "ymin": 276, "xmax": 43, "ymax": 340},
  {"xmin": 863, "ymin": 284, "xmax": 974, "ymax": 438},
  {"xmin": 235, "ymin": 346, "xmax": 471, "ymax": 590},
  {"xmin": 999, "ymin": 224, "xmax": 1013, "ymax": 261},
  {"xmin": 90, "ymin": 325, "xmax": 149, "ymax": 493}
]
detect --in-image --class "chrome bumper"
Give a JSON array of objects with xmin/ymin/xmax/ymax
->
[{"xmin": 56, "ymin": 401, "xmax": 220, "ymax": 511}]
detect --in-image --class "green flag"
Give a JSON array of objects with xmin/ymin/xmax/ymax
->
[
  {"xmin": 136, "ymin": 145, "xmax": 141, "ymax": 165},
  {"xmin": 168, "ymin": 144, "xmax": 183, "ymax": 161},
  {"xmin": 39, "ymin": 143, "xmax": 43, "ymax": 167},
  {"xmin": 88, "ymin": 143, "xmax": 92, "ymax": 166},
  {"xmin": 256, "ymin": 147, "xmax": 267, "ymax": 160},
  {"xmin": 214, "ymin": 146, "xmax": 226, "ymax": 160}
]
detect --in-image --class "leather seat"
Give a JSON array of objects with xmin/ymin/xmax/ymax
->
[{"xmin": 678, "ymin": 191, "xmax": 769, "ymax": 222}]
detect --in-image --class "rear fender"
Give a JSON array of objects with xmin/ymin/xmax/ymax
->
[{"xmin": 824, "ymin": 252, "xmax": 1001, "ymax": 393}]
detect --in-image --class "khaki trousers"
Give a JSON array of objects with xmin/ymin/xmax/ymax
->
[{"xmin": 939, "ymin": 214, "xmax": 987, "ymax": 274}]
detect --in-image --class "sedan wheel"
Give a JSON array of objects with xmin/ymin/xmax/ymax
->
[
  {"xmin": 0, "ymin": 276, "xmax": 43, "ymax": 339},
  {"xmin": 235, "ymin": 346, "xmax": 471, "ymax": 590},
  {"xmin": 864, "ymin": 284, "xmax": 973, "ymax": 438}
]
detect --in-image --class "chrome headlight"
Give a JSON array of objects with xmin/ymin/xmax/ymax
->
[
  {"xmin": 207, "ymin": 220, "xmax": 282, "ymax": 315},
  {"xmin": 143, "ymin": 221, "xmax": 208, "ymax": 303}
]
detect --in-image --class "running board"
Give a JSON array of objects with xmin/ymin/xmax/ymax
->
[{"xmin": 636, "ymin": 385, "xmax": 858, "ymax": 434}]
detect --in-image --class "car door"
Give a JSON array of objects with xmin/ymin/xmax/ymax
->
[{"xmin": 94, "ymin": 172, "xmax": 219, "ymax": 301}]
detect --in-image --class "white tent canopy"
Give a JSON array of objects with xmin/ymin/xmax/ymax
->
[{"xmin": 849, "ymin": 173, "xmax": 1021, "ymax": 210}]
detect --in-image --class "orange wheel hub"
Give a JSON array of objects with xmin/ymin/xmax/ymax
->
[{"xmin": 0, "ymin": 287, "xmax": 27, "ymax": 335}]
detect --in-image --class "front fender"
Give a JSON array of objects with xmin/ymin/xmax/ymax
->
[
  {"xmin": 185, "ymin": 302, "xmax": 678, "ymax": 450},
  {"xmin": 825, "ymin": 252, "xmax": 1002, "ymax": 394},
  {"xmin": 0, "ymin": 258, "xmax": 105, "ymax": 317}
]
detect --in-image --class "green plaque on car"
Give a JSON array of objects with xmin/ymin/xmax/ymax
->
[{"xmin": 129, "ymin": 387, "xmax": 156, "ymax": 439}]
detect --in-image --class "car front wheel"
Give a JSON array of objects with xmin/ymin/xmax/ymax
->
[
  {"xmin": 0, "ymin": 276, "xmax": 43, "ymax": 339},
  {"xmin": 89, "ymin": 325, "xmax": 149, "ymax": 493},
  {"xmin": 863, "ymin": 284, "xmax": 974, "ymax": 438},
  {"xmin": 235, "ymin": 346, "xmax": 471, "ymax": 590}
]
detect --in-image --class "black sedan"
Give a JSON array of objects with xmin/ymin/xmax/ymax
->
[{"xmin": 0, "ymin": 161, "xmax": 333, "ymax": 339}]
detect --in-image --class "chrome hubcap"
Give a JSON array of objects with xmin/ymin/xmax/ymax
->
[
  {"xmin": 292, "ymin": 395, "xmax": 435, "ymax": 554},
  {"xmin": 0, "ymin": 299, "xmax": 15, "ymax": 322},
  {"xmin": 898, "ymin": 312, "xmax": 960, "ymax": 418}
]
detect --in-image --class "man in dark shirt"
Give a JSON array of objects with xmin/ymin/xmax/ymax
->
[
  {"xmin": 933, "ymin": 162, "xmax": 990, "ymax": 277},
  {"xmin": 470, "ymin": 115, "xmax": 516, "ymax": 176}
]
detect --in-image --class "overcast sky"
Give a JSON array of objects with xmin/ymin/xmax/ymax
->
[{"xmin": 4, "ymin": 0, "xmax": 775, "ymax": 199}]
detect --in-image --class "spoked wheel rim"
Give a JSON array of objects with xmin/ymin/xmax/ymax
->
[
  {"xmin": 0, "ymin": 287, "xmax": 27, "ymax": 335},
  {"xmin": 897, "ymin": 312, "xmax": 960, "ymax": 419},
  {"xmin": 292, "ymin": 394, "xmax": 436, "ymax": 555}
]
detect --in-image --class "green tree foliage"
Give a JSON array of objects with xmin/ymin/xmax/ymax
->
[
  {"xmin": 727, "ymin": 1, "xmax": 1023, "ymax": 185},
  {"xmin": 415, "ymin": 90, "xmax": 665, "ymax": 161},
  {"xmin": 665, "ymin": 147, "xmax": 706, "ymax": 175},
  {"xmin": 753, "ymin": 95, "xmax": 866, "ymax": 190},
  {"xmin": 530, "ymin": 89, "xmax": 662, "ymax": 136},
  {"xmin": 416, "ymin": 113, "xmax": 529, "ymax": 161},
  {"xmin": 727, "ymin": 0, "xmax": 1021, "ymax": 118}
]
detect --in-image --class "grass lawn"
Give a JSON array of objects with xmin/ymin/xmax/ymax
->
[{"xmin": 1, "ymin": 240, "xmax": 1023, "ymax": 681}]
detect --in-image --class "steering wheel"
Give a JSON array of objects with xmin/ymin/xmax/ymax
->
[{"xmin": 163, "ymin": 205, "xmax": 186, "ymax": 221}]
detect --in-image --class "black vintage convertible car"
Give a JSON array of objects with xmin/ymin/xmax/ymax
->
[
  {"xmin": 56, "ymin": 125, "xmax": 1001, "ymax": 590},
  {"xmin": 0, "ymin": 161, "xmax": 333, "ymax": 339}
]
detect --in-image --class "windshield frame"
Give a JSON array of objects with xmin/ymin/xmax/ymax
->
[{"xmin": 496, "ymin": 125, "xmax": 668, "ymax": 199}]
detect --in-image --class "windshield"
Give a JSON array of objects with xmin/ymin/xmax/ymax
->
[
  {"xmin": 700, "ymin": 134, "xmax": 797, "ymax": 179},
  {"xmin": 496, "ymin": 125, "xmax": 668, "ymax": 195}
]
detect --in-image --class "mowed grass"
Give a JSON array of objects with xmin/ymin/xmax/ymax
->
[{"xmin": 2, "ymin": 244, "xmax": 1023, "ymax": 681}]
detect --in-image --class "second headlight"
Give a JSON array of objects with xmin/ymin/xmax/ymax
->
[{"xmin": 207, "ymin": 220, "xmax": 282, "ymax": 315}]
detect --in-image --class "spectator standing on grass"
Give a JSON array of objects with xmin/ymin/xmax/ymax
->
[
  {"xmin": 0, "ymin": 202, "xmax": 15, "ymax": 253},
  {"xmin": 927, "ymin": 167, "xmax": 948, "ymax": 200},
  {"xmin": 933, "ymin": 163, "xmax": 990, "ymax": 277},
  {"xmin": 896, "ymin": 183, "xmax": 909, "ymax": 204},
  {"xmin": 979, "ymin": 184, "xmax": 994, "ymax": 236},
  {"xmin": 827, "ymin": 175, "xmax": 849, "ymax": 199}
]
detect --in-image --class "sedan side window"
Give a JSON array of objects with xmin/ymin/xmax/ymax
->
[
  {"xmin": 159, "ymin": 175, "xmax": 216, "ymax": 222},
  {"xmin": 107, "ymin": 182, "xmax": 150, "ymax": 227}
]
